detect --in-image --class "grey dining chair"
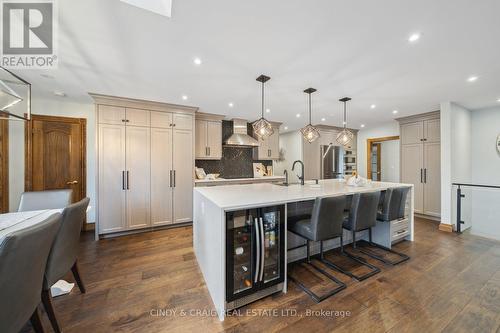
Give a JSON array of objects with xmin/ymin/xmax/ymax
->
[
  {"xmin": 41, "ymin": 197, "xmax": 90, "ymax": 333},
  {"xmin": 0, "ymin": 213, "xmax": 62, "ymax": 333},
  {"xmin": 18, "ymin": 189, "xmax": 73, "ymax": 212}
]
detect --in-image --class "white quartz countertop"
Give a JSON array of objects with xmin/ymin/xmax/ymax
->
[
  {"xmin": 194, "ymin": 176, "xmax": 285, "ymax": 183},
  {"xmin": 194, "ymin": 179, "xmax": 412, "ymax": 210}
]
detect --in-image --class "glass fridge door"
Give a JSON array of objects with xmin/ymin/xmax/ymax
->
[
  {"xmin": 226, "ymin": 210, "xmax": 255, "ymax": 297},
  {"xmin": 260, "ymin": 206, "xmax": 284, "ymax": 283}
]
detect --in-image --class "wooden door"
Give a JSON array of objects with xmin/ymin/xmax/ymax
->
[
  {"xmin": 0, "ymin": 120, "xmax": 8, "ymax": 213},
  {"xmin": 401, "ymin": 143, "xmax": 424, "ymax": 213},
  {"xmin": 195, "ymin": 119, "xmax": 207, "ymax": 158},
  {"xmin": 26, "ymin": 115, "xmax": 86, "ymax": 204},
  {"xmin": 173, "ymin": 128, "xmax": 193, "ymax": 223},
  {"xmin": 424, "ymin": 119, "xmax": 440, "ymax": 143},
  {"xmin": 206, "ymin": 121, "xmax": 222, "ymax": 159},
  {"xmin": 371, "ymin": 143, "xmax": 381, "ymax": 181},
  {"xmin": 98, "ymin": 124, "xmax": 126, "ymax": 233},
  {"xmin": 423, "ymin": 142, "xmax": 441, "ymax": 217},
  {"xmin": 125, "ymin": 126, "xmax": 151, "ymax": 229},
  {"xmin": 401, "ymin": 121, "xmax": 424, "ymax": 145},
  {"xmin": 151, "ymin": 127, "xmax": 173, "ymax": 226}
]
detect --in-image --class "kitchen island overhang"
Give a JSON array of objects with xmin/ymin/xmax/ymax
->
[{"xmin": 193, "ymin": 180, "xmax": 414, "ymax": 321}]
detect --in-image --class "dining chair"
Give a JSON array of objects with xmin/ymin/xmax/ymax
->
[
  {"xmin": 18, "ymin": 189, "xmax": 73, "ymax": 212},
  {"xmin": 0, "ymin": 213, "xmax": 62, "ymax": 333},
  {"xmin": 41, "ymin": 197, "xmax": 90, "ymax": 333}
]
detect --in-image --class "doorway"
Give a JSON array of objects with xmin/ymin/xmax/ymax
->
[
  {"xmin": 366, "ymin": 136, "xmax": 400, "ymax": 182},
  {"xmin": 25, "ymin": 114, "xmax": 86, "ymax": 215}
]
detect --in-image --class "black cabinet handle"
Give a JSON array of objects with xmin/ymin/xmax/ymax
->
[
  {"xmin": 173, "ymin": 170, "xmax": 176, "ymax": 187},
  {"xmin": 424, "ymin": 168, "xmax": 427, "ymax": 183},
  {"xmin": 126, "ymin": 171, "xmax": 130, "ymax": 189},
  {"xmin": 169, "ymin": 170, "xmax": 172, "ymax": 187},
  {"xmin": 122, "ymin": 171, "xmax": 126, "ymax": 190},
  {"xmin": 420, "ymin": 169, "xmax": 423, "ymax": 183},
  {"xmin": 208, "ymin": 147, "xmax": 211, "ymax": 156}
]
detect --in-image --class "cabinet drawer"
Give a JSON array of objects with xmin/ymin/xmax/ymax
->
[
  {"xmin": 391, "ymin": 218, "xmax": 409, "ymax": 232},
  {"xmin": 392, "ymin": 228, "xmax": 410, "ymax": 242}
]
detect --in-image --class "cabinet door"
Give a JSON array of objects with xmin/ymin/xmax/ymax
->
[
  {"xmin": 401, "ymin": 144, "xmax": 424, "ymax": 214},
  {"xmin": 195, "ymin": 119, "xmax": 207, "ymax": 159},
  {"xmin": 126, "ymin": 108, "xmax": 150, "ymax": 127},
  {"xmin": 98, "ymin": 105, "xmax": 125, "ymax": 125},
  {"xmin": 302, "ymin": 138, "xmax": 320, "ymax": 180},
  {"xmin": 423, "ymin": 142, "xmax": 441, "ymax": 217},
  {"xmin": 151, "ymin": 111, "xmax": 173, "ymax": 129},
  {"xmin": 98, "ymin": 124, "xmax": 126, "ymax": 233},
  {"xmin": 424, "ymin": 119, "xmax": 440, "ymax": 143},
  {"xmin": 401, "ymin": 121, "xmax": 424, "ymax": 145},
  {"xmin": 254, "ymin": 135, "xmax": 270, "ymax": 160},
  {"xmin": 151, "ymin": 127, "xmax": 173, "ymax": 226},
  {"xmin": 206, "ymin": 121, "xmax": 222, "ymax": 159},
  {"xmin": 173, "ymin": 113, "xmax": 193, "ymax": 130},
  {"xmin": 173, "ymin": 129, "xmax": 193, "ymax": 223},
  {"xmin": 268, "ymin": 130, "xmax": 280, "ymax": 159},
  {"xmin": 125, "ymin": 126, "xmax": 151, "ymax": 229}
]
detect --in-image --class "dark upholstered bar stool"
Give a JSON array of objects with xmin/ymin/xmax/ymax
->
[
  {"xmin": 356, "ymin": 187, "xmax": 411, "ymax": 265},
  {"xmin": 288, "ymin": 196, "xmax": 347, "ymax": 302}
]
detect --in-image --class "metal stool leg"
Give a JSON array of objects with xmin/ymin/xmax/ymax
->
[
  {"xmin": 288, "ymin": 239, "xmax": 346, "ymax": 302},
  {"xmin": 356, "ymin": 228, "xmax": 410, "ymax": 265}
]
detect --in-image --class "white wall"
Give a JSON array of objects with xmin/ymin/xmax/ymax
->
[
  {"xmin": 275, "ymin": 131, "xmax": 302, "ymax": 179},
  {"xmin": 7, "ymin": 96, "xmax": 96, "ymax": 222},
  {"xmin": 470, "ymin": 106, "xmax": 500, "ymax": 240},
  {"xmin": 356, "ymin": 121, "xmax": 400, "ymax": 179}
]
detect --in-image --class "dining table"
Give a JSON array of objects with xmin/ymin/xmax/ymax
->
[{"xmin": 0, "ymin": 209, "xmax": 63, "ymax": 243}]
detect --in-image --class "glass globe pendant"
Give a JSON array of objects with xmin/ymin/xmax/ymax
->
[
  {"xmin": 335, "ymin": 97, "xmax": 354, "ymax": 146},
  {"xmin": 300, "ymin": 88, "xmax": 320, "ymax": 143},
  {"xmin": 252, "ymin": 75, "xmax": 274, "ymax": 140}
]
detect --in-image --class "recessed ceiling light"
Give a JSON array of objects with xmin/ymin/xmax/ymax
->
[
  {"xmin": 193, "ymin": 57, "xmax": 202, "ymax": 65},
  {"xmin": 228, "ymin": 102, "xmax": 234, "ymax": 107},
  {"xmin": 408, "ymin": 33, "xmax": 420, "ymax": 43},
  {"xmin": 321, "ymin": 118, "xmax": 326, "ymax": 122},
  {"xmin": 370, "ymin": 104, "xmax": 376, "ymax": 109},
  {"xmin": 296, "ymin": 114, "xmax": 301, "ymax": 118},
  {"xmin": 265, "ymin": 108, "xmax": 270, "ymax": 113},
  {"xmin": 392, "ymin": 110, "xmax": 398, "ymax": 114},
  {"xmin": 284, "ymin": 126, "xmax": 288, "ymax": 130},
  {"xmin": 497, "ymin": 98, "xmax": 500, "ymax": 102},
  {"xmin": 360, "ymin": 124, "xmax": 365, "ymax": 128},
  {"xmin": 182, "ymin": 95, "xmax": 188, "ymax": 100},
  {"xmin": 467, "ymin": 76, "xmax": 478, "ymax": 82}
]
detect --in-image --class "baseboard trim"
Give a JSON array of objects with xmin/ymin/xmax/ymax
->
[{"xmin": 438, "ymin": 223, "xmax": 453, "ymax": 233}]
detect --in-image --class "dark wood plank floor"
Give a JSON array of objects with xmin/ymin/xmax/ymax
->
[{"xmin": 29, "ymin": 218, "xmax": 500, "ymax": 333}]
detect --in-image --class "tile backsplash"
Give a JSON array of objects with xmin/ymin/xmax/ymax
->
[{"xmin": 195, "ymin": 120, "xmax": 272, "ymax": 179}]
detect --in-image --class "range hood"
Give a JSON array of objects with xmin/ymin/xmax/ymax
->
[{"xmin": 224, "ymin": 119, "xmax": 260, "ymax": 147}]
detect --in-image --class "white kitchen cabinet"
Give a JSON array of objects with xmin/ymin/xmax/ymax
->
[
  {"xmin": 252, "ymin": 122, "xmax": 281, "ymax": 160},
  {"xmin": 399, "ymin": 112, "xmax": 441, "ymax": 218},
  {"xmin": 125, "ymin": 126, "xmax": 151, "ymax": 229},
  {"xmin": 151, "ymin": 127, "xmax": 173, "ymax": 226},
  {"xmin": 98, "ymin": 124, "xmax": 126, "ymax": 233},
  {"xmin": 94, "ymin": 94, "xmax": 196, "ymax": 237},
  {"xmin": 195, "ymin": 114, "xmax": 223, "ymax": 160}
]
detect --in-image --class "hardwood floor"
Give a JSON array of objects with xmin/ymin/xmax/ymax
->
[{"xmin": 29, "ymin": 218, "xmax": 500, "ymax": 333}]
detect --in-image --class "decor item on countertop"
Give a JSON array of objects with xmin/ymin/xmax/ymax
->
[
  {"xmin": 335, "ymin": 97, "xmax": 354, "ymax": 146},
  {"xmin": 346, "ymin": 174, "xmax": 368, "ymax": 187},
  {"xmin": 300, "ymin": 87, "xmax": 320, "ymax": 143},
  {"xmin": 252, "ymin": 74, "xmax": 274, "ymax": 140},
  {"xmin": 0, "ymin": 66, "xmax": 31, "ymax": 121},
  {"xmin": 253, "ymin": 163, "xmax": 268, "ymax": 177},
  {"xmin": 195, "ymin": 167, "xmax": 207, "ymax": 180},
  {"xmin": 266, "ymin": 165, "xmax": 273, "ymax": 176},
  {"xmin": 205, "ymin": 173, "xmax": 220, "ymax": 180}
]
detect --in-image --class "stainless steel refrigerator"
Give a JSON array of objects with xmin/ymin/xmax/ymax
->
[{"xmin": 320, "ymin": 145, "xmax": 345, "ymax": 179}]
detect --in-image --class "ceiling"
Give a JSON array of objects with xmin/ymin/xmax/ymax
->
[{"xmin": 18, "ymin": 0, "xmax": 500, "ymax": 131}]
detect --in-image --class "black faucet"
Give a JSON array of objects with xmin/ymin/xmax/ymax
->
[
  {"xmin": 283, "ymin": 170, "xmax": 289, "ymax": 185},
  {"xmin": 292, "ymin": 160, "xmax": 305, "ymax": 185}
]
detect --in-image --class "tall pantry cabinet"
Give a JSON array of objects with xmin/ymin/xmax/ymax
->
[
  {"xmin": 399, "ymin": 111, "xmax": 441, "ymax": 218},
  {"xmin": 92, "ymin": 94, "xmax": 197, "ymax": 237}
]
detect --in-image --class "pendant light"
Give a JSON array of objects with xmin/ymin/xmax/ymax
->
[
  {"xmin": 300, "ymin": 88, "xmax": 320, "ymax": 143},
  {"xmin": 252, "ymin": 74, "xmax": 274, "ymax": 140},
  {"xmin": 335, "ymin": 97, "xmax": 354, "ymax": 146}
]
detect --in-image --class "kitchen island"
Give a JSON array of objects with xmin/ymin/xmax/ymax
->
[{"xmin": 193, "ymin": 179, "xmax": 414, "ymax": 320}]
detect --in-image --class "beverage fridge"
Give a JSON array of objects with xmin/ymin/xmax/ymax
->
[{"xmin": 225, "ymin": 205, "xmax": 285, "ymax": 309}]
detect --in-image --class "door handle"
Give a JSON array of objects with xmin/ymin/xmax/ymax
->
[
  {"xmin": 254, "ymin": 217, "xmax": 260, "ymax": 283},
  {"xmin": 424, "ymin": 168, "xmax": 427, "ymax": 183},
  {"xmin": 259, "ymin": 217, "xmax": 265, "ymax": 282},
  {"xmin": 122, "ymin": 171, "xmax": 126, "ymax": 190},
  {"xmin": 126, "ymin": 171, "xmax": 130, "ymax": 190},
  {"xmin": 173, "ymin": 170, "xmax": 176, "ymax": 187},
  {"xmin": 66, "ymin": 180, "xmax": 78, "ymax": 185}
]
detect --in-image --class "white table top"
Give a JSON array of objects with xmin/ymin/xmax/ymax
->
[
  {"xmin": 194, "ymin": 179, "xmax": 413, "ymax": 210},
  {"xmin": 194, "ymin": 176, "xmax": 285, "ymax": 183},
  {"xmin": 0, "ymin": 209, "xmax": 63, "ymax": 243}
]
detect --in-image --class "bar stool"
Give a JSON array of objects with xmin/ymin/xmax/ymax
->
[
  {"xmin": 356, "ymin": 187, "xmax": 411, "ymax": 265},
  {"xmin": 288, "ymin": 196, "xmax": 347, "ymax": 302}
]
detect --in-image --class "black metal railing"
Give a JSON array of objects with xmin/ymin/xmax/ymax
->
[{"xmin": 452, "ymin": 183, "xmax": 500, "ymax": 233}]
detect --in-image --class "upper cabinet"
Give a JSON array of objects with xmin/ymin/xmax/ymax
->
[
  {"xmin": 195, "ymin": 113, "xmax": 224, "ymax": 160},
  {"xmin": 401, "ymin": 117, "xmax": 440, "ymax": 144},
  {"xmin": 252, "ymin": 122, "xmax": 281, "ymax": 160}
]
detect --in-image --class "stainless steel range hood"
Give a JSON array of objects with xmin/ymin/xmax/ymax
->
[{"xmin": 224, "ymin": 119, "xmax": 260, "ymax": 147}]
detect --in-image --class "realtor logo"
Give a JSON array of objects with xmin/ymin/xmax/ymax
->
[{"xmin": 1, "ymin": 0, "xmax": 58, "ymax": 68}]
